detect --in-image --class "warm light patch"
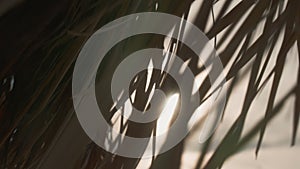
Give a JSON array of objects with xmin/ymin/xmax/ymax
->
[{"xmin": 156, "ymin": 93, "xmax": 179, "ymax": 135}]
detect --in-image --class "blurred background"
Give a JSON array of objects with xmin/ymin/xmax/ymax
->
[{"xmin": 0, "ymin": 0, "xmax": 299, "ymax": 168}]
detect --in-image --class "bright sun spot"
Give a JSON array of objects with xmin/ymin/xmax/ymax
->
[{"xmin": 156, "ymin": 93, "xmax": 179, "ymax": 135}]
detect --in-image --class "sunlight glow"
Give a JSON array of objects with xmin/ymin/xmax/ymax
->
[{"xmin": 156, "ymin": 93, "xmax": 179, "ymax": 135}]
